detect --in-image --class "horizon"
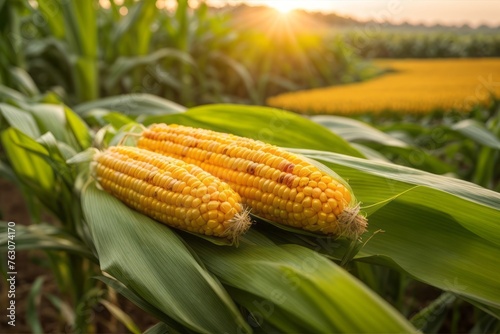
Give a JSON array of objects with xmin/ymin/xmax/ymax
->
[{"xmin": 206, "ymin": 0, "xmax": 500, "ymax": 27}]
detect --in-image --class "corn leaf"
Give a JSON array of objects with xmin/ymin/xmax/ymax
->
[
  {"xmin": 28, "ymin": 104, "xmax": 72, "ymax": 145},
  {"xmin": 451, "ymin": 119, "xmax": 500, "ymax": 150},
  {"xmin": 143, "ymin": 322, "xmax": 181, "ymax": 334},
  {"xmin": 311, "ymin": 115, "xmax": 409, "ymax": 147},
  {"xmin": 37, "ymin": 0, "xmax": 65, "ymax": 39},
  {"xmin": 294, "ymin": 148, "xmax": 500, "ymax": 309},
  {"xmin": 187, "ymin": 237, "xmax": 417, "ymax": 333},
  {"xmin": 105, "ymin": 48, "xmax": 195, "ymax": 91},
  {"xmin": 8, "ymin": 67, "xmax": 39, "ymax": 97},
  {"xmin": 94, "ymin": 275, "xmax": 189, "ymax": 332},
  {"xmin": 82, "ymin": 182, "xmax": 251, "ymax": 334},
  {"xmin": 37, "ymin": 0, "xmax": 98, "ymax": 102},
  {"xmin": 74, "ymin": 94, "xmax": 186, "ymax": 117},
  {"xmin": 26, "ymin": 277, "xmax": 44, "ymax": 334},
  {"xmin": 410, "ymin": 292, "xmax": 456, "ymax": 332},
  {"xmin": 1, "ymin": 127, "xmax": 54, "ymax": 193},
  {"xmin": 44, "ymin": 294, "xmax": 76, "ymax": 328},
  {"xmin": 0, "ymin": 85, "xmax": 26, "ymax": 103},
  {"xmin": 63, "ymin": 105, "xmax": 92, "ymax": 150},
  {"xmin": 209, "ymin": 52, "xmax": 258, "ymax": 103},
  {"xmin": 3, "ymin": 102, "xmax": 90, "ymax": 151},
  {"xmin": 100, "ymin": 299, "xmax": 141, "ymax": 334},
  {"xmin": 0, "ymin": 103, "xmax": 40, "ymax": 138},
  {"xmin": 312, "ymin": 115, "xmax": 454, "ymax": 174},
  {"xmin": 111, "ymin": 0, "xmax": 156, "ymax": 56},
  {"xmin": 0, "ymin": 222, "xmax": 95, "ymax": 260}
]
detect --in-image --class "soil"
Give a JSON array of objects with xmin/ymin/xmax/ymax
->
[{"xmin": 0, "ymin": 178, "xmax": 158, "ymax": 333}]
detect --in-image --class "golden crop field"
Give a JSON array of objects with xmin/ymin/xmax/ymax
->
[{"xmin": 267, "ymin": 58, "xmax": 500, "ymax": 115}]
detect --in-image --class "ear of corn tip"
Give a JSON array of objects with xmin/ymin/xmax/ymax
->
[
  {"xmin": 138, "ymin": 124, "xmax": 368, "ymax": 239},
  {"xmin": 92, "ymin": 146, "xmax": 252, "ymax": 244}
]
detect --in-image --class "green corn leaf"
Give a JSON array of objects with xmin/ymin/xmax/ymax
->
[
  {"xmin": 312, "ymin": 115, "xmax": 454, "ymax": 174},
  {"xmin": 293, "ymin": 148, "xmax": 500, "ymax": 310},
  {"xmin": 37, "ymin": 0, "xmax": 65, "ymax": 39},
  {"xmin": 311, "ymin": 115, "xmax": 409, "ymax": 147},
  {"xmin": 63, "ymin": 105, "xmax": 92, "ymax": 150},
  {"xmin": 111, "ymin": 0, "xmax": 156, "ymax": 56},
  {"xmin": 8, "ymin": 67, "xmax": 39, "ymax": 97},
  {"xmin": 26, "ymin": 277, "xmax": 45, "ymax": 334},
  {"xmin": 72, "ymin": 56, "xmax": 98, "ymax": 102},
  {"xmin": 0, "ymin": 85, "xmax": 26, "ymax": 103},
  {"xmin": 451, "ymin": 119, "xmax": 500, "ymax": 150},
  {"xmin": 143, "ymin": 322, "xmax": 184, "ymax": 334},
  {"xmin": 1, "ymin": 127, "xmax": 54, "ymax": 194},
  {"xmin": 100, "ymin": 299, "xmax": 142, "ymax": 334},
  {"xmin": 105, "ymin": 48, "xmax": 195, "ymax": 91},
  {"xmin": 65, "ymin": 0, "xmax": 97, "ymax": 58},
  {"xmin": 28, "ymin": 104, "xmax": 71, "ymax": 144},
  {"xmin": 0, "ymin": 103, "xmax": 40, "ymax": 138},
  {"xmin": 209, "ymin": 52, "xmax": 258, "ymax": 103},
  {"xmin": 0, "ymin": 222, "xmax": 95, "ymax": 260},
  {"xmin": 74, "ymin": 94, "xmax": 186, "ymax": 117},
  {"xmin": 95, "ymin": 275, "xmax": 188, "ymax": 332},
  {"xmin": 45, "ymin": 293, "xmax": 76, "ymax": 328},
  {"xmin": 82, "ymin": 182, "xmax": 251, "ymax": 334},
  {"xmin": 410, "ymin": 292, "xmax": 456, "ymax": 333},
  {"xmin": 187, "ymin": 236, "xmax": 417, "ymax": 333}
]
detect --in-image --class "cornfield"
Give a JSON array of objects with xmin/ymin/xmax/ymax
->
[
  {"xmin": 267, "ymin": 58, "xmax": 500, "ymax": 115},
  {"xmin": 1, "ymin": 1, "xmax": 500, "ymax": 333}
]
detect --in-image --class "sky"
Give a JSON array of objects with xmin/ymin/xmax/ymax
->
[{"xmin": 207, "ymin": 0, "xmax": 500, "ymax": 27}]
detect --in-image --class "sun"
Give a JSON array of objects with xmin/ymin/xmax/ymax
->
[{"xmin": 267, "ymin": 0, "xmax": 299, "ymax": 14}]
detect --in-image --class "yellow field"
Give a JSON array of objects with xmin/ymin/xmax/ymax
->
[{"xmin": 267, "ymin": 58, "xmax": 500, "ymax": 115}]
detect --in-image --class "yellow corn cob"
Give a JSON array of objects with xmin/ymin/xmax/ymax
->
[
  {"xmin": 92, "ymin": 146, "xmax": 251, "ymax": 242},
  {"xmin": 138, "ymin": 124, "xmax": 367, "ymax": 239}
]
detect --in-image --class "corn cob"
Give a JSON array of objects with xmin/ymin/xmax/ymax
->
[
  {"xmin": 92, "ymin": 146, "xmax": 251, "ymax": 242},
  {"xmin": 138, "ymin": 124, "xmax": 368, "ymax": 239}
]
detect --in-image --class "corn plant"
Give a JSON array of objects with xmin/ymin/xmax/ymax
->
[
  {"xmin": 0, "ymin": 89, "xmax": 148, "ymax": 332},
  {"xmin": 2, "ymin": 0, "xmax": 372, "ymax": 108},
  {"xmin": 341, "ymin": 30, "xmax": 500, "ymax": 59}
]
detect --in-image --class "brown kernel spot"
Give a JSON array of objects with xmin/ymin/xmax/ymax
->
[
  {"xmin": 247, "ymin": 163, "xmax": 258, "ymax": 175},
  {"xmin": 284, "ymin": 163, "xmax": 295, "ymax": 173},
  {"xmin": 282, "ymin": 174, "xmax": 293, "ymax": 187}
]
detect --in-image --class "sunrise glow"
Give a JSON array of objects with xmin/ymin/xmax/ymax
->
[
  {"xmin": 206, "ymin": 0, "xmax": 500, "ymax": 27},
  {"xmin": 263, "ymin": 0, "xmax": 300, "ymax": 14}
]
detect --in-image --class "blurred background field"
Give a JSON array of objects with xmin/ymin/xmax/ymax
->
[
  {"xmin": 2, "ymin": 0, "xmax": 500, "ymax": 107},
  {"xmin": 1, "ymin": 1, "xmax": 500, "ymax": 333},
  {"xmin": 267, "ymin": 58, "xmax": 500, "ymax": 115}
]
